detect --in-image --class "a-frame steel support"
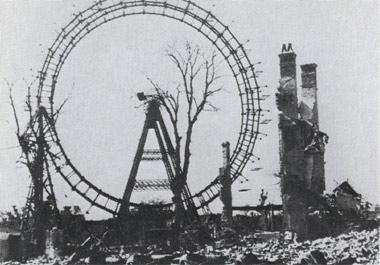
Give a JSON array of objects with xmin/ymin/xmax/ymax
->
[{"xmin": 118, "ymin": 100, "xmax": 197, "ymax": 219}]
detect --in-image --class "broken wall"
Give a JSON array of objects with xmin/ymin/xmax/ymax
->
[
  {"xmin": 277, "ymin": 50, "xmax": 308, "ymax": 240},
  {"xmin": 277, "ymin": 47, "xmax": 327, "ymax": 240}
]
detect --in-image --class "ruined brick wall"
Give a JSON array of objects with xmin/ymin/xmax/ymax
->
[
  {"xmin": 277, "ymin": 48, "xmax": 327, "ymax": 240},
  {"xmin": 276, "ymin": 48, "xmax": 328, "ymax": 240},
  {"xmin": 277, "ymin": 50, "xmax": 308, "ymax": 240}
]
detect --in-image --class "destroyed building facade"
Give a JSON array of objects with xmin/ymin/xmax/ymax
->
[{"xmin": 277, "ymin": 44, "xmax": 328, "ymax": 240}]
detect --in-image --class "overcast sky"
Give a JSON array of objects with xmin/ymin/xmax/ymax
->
[{"xmin": 0, "ymin": 0, "xmax": 379, "ymax": 220}]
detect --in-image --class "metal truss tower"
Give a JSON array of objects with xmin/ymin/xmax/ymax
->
[{"xmin": 118, "ymin": 98, "xmax": 197, "ymax": 220}]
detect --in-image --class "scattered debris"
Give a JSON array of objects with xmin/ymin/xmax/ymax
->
[{"xmin": 7, "ymin": 228, "xmax": 377, "ymax": 264}]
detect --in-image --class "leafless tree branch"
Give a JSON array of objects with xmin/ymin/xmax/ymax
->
[
  {"xmin": 146, "ymin": 42, "xmax": 222, "ymax": 227},
  {"xmin": 6, "ymin": 79, "xmax": 20, "ymax": 136}
]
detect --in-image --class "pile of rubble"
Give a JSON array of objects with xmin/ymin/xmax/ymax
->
[
  {"xmin": 200, "ymin": 228, "xmax": 379, "ymax": 264},
  {"xmin": 2, "ymin": 228, "xmax": 378, "ymax": 264}
]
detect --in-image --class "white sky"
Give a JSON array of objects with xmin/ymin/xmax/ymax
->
[{"xmin": 0, "ymin": 0, "xmax": 379, "ymax": 220}]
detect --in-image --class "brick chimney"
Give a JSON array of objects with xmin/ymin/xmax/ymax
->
[
  {"xmin": 300, "ymin": 64, "xmax": 326, "ymax": 196},
  {"xmin": 277, "ymin": 48, "xmax": 298, "ymax": 120},
  {"xmin": 277, "ymin": 44, "xmax": 309, "ymax": 240},
  {"xmin": 300, "ymin": 63, "xmax": 319, "ymax": 126}
]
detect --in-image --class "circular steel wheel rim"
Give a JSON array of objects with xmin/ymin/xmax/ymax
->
[{"xmin": 38, "ymin": 0, "xmax": 262, "ymax": 215}]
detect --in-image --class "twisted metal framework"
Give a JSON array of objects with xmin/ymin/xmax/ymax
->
[
  {"xmin": 18, "ymin": 107, "xmax": 61, "ymax": 254},
  {"xmin": 34, "ymin": 0, "xmax": 263, "ymax": 216}
]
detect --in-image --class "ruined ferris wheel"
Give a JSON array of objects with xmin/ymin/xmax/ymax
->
[{"xmin": 18, "ymin": 0, "xmax": 266, "ymax": 234}]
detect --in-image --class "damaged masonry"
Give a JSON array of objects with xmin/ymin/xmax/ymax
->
[
  {"xmin": 0, "ymin": 1, "xmax": 379, "ymax": 265},
  {"xmin": 277, "ymin": 46, "xmax": 329, "ymax": 240}
]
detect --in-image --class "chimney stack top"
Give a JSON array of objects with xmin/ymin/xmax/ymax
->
[
  {"xmin": 281, "ymin": 43, "xmax": 294, "ymax": 53},
  {"xmin": 279, "ymin": 43, "xmax": 296, "ymax": 62},
  {"xmin": 301, "ymin": 63, "xmax": 317, "ymax": 73}
]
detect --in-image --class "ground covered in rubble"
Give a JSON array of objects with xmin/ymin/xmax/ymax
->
[
  {"xmin": 216, "ymin": 229, "xmax": 380, "ymax": 264},
  {"xmin": 3, "ymin": 228, "xmax": 379, "ymax": 265}
]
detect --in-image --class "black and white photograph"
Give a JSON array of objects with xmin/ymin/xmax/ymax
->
[{"xmin": 0, "ymin": 0, "xmax": 379, "ymax": 264}]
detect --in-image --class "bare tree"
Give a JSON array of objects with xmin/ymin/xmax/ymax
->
[{"xmin": 147, "ymin": 42, "xmax": 222, "ymax": 228}]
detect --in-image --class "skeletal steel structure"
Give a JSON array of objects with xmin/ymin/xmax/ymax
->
[
  {"xmin": 19, "ymin": 0, "xmax": 265, "ymax": 248},
  {"xmin": 118, "ymin": 98, "xmax": 197, "ymax": 217}
]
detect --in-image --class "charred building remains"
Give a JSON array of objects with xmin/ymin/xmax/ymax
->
[{"xmin": 277, "ymin": 44, "xmax": 329, "ymax": 240}]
